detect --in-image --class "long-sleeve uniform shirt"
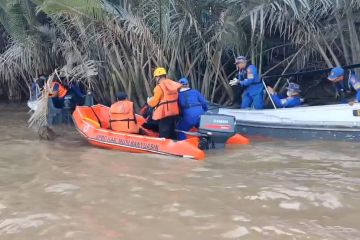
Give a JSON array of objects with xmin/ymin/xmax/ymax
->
[
  {"xmin": 270, "ymin": 94, "xmax": 302, "ymax": 108},
  {"xmin": 237, "ymin": 65, "xmax": 264, "ymax": 109},
  {"xmin": 336, "ymin": 71, "xmax": 360, "ymax": 103},
  {"xmin": 178, "ymin": 88, "xmax": 208, "ymax": 119},
  {"xmin": 238, "ymin": 65, "xmax": 263, "ymax": 95},
  {"xmin": 176, "ymin": 88, "xmax": 208, "ymax": 140}
]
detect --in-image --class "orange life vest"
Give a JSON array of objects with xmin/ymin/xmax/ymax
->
[
  {"xmin": 109, "ymin": 100, "xmax": 139, "ymax": 134},
  {"xmin": 152, "ymin": 79, "xmax": 181, "ymax": 120},
  {"xmin": 50, "ymin": 82, "xmax": 68, "ymax": 98}
]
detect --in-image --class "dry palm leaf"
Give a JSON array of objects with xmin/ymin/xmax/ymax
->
[{"xmin": 28, "ymin": 73, "xmax": 56, "ymax": 140}]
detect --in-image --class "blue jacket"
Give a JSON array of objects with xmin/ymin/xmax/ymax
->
[
  {"xmin": 348, "ymin": 72, "xmax": 360, "ymax": 102},
  {"xmin": 271, "ymin": 94, "xmax": 302, "ymax": 108},
  {"xmin": 178, "ymin": 88, "xmax": 208, "ymax": 119},
  {"xmin": 237, "ymin": 65, "xmax": 263, "ymax": 95},
  {"xmin": 336, "ymin": 71, "xmax": 360, "ymax": 103}
]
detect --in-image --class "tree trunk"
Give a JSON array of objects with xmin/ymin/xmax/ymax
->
[
  {"xmin": 335, "ymin": 13, "xmax": 351, "ymax": 65},
  {"xmin": 347, "ymin": 10, "xmax": 360, "ymax": 66}
]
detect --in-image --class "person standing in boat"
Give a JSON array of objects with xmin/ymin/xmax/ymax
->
[
  {"xmin": 327, "ymin": 67, "xmax": 360, "ymax": 104},
  {"xmin": 267, "ymin": 83, "xmax": 302, "ymax": 108},
  {"xmin": 176, "ymin": 78, "xmax": 208, "ymax": 140},
  {"xmin": 109, "ymin": 92, "xmax": 139, "ymax": 134},
  {"xmin": 229, "ymin": 56, "xmax": 264, "ymax": 109},
  {"xmin": 147, "ymin": 67, "xmax": 182, "ymax": 139}
]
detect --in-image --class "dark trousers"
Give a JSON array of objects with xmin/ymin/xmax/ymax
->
[
  {"xmin": 52, "ymin": 97, "xmax": 65, "ymax": 108},
  {"xmin": 142, "ymin": 119, "xmax": 159, "ymax": 132},
  {"xmin": 158, "ymin": 116, "xmax": 177, "ymax": 139}
]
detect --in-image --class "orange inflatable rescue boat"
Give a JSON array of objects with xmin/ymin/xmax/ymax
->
[{"xmin": 72, "ymin": 105, "xmax": 249, "ymax": 160}]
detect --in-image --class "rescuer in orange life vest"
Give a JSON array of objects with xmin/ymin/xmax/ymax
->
[
  {"xmin": 49, "ymin": 75, "xmax": 68, "ymax": 108},
  {"xmin": 147, "ymin": 67, "xmax": 182, "ymax": 139},
  {"xmin": 109, "ymin": 92, "xmax": 140, "ymax": 134}
]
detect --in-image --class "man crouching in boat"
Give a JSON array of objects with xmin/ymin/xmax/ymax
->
[
  {"xmin": 49, "ymin": 76, "xmax": 69, "ymax": 108},
  {"xmin": 176, "ymin": 78, "xmax": 208, "ymax": 140},
  {"xmin": 267, "ymin": 83, "xmax": 302, "ymax": 108},
  {"xmin": 327, "ymin": 67, "xmax": 360, "ymax": 104},
  {"xmin": 109, "ymin": 92, "xmax": 139, "ymax": 134},
  {"xmin": 229, "ymin": 56, "xmax": 264, "ymax": 109},
  {"xmin": 147, "ymin": 67, "xmax": 182, "ymax": 139}
]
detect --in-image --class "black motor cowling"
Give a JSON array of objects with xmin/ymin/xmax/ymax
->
[
  {"xmin": 198, "ymin": 114, "xmax": 236, "ymax": 149},
  {"xmin": 63, "ymin": 95, "xmax": 75, "ymax": 110}
]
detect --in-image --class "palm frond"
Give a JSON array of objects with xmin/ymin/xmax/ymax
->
[{"xmin": 28, "ymin": 73, "xmax": 54, "ymax": 130}]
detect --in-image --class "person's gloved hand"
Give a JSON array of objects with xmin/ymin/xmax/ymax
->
[{"xmin": 229, "ymin": 78, "xmax": 239, "ymax": 86}]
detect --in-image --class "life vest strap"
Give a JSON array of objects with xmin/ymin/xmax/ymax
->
[
  {"xmin": 110, "ymin": 118, "xmax": 137, "ymax": 129},
  {"xmin": 157, "ymin": 99, "xmax": 178, "ymax": 107},
  {"xmin": 157, "ymin": 99, "xmax": 178, "ymax": 112},
  {"xmin": 109, "ymin": 118, "xmax": 137, "ymax": 122}
]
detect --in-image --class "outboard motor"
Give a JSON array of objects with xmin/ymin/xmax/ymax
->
[
  {"xmin": 63, "ymin": 95, "xmax": 75, "ymax": 110},
  {"xmin": 84, "ymin": 91, "xmax": 94, "ymax": 106},
  {"xmin": 198, "ymin": 114, "xmax": 236, "ymax": 149},
  {"xmin": 63, "ymin": 95, "xmax": 75, "ymax": 125}
]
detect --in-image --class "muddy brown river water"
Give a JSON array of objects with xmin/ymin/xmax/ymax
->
[{"xmin": 0, "ymin": 104, "xmax": 360, "ymax": 240}]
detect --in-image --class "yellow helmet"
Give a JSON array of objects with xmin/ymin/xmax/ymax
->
[{"xmin": 153, "ymin": 67, "xmax": 167, "ymax": 77}]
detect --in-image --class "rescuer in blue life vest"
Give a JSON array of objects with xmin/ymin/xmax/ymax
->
[
  {"xmin": 176, "ymin": 78, "xmax": 208, "ymax": 140},
  {"xmin": 229, "ymin": 56, "xmax": 264, "ymax": 109},
  {"xmin": 267, "ymin": 83, "xmax": 303, "ymax": 108},
  {"xmin": 328, "ymin": 67, "xmax": 360, "ymax": 104}
]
